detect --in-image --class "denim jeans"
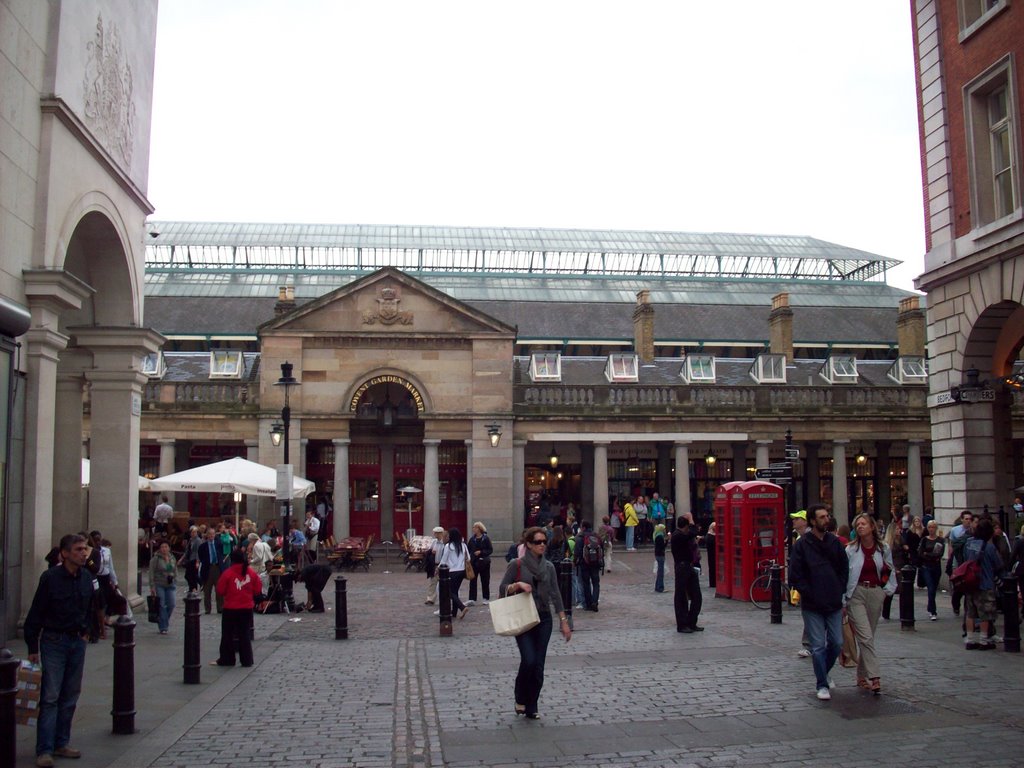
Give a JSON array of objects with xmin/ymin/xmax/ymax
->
[
  {"xmin": 922, "ymin": 564, "xmax": 940, "ymax": 615},
  {"xmin": 37, "ymin": 631, "xmax": 87, "ymax": 756},
  {"xmin": 514, "ymin": 614, "xmax": 553, "ymax": 715},
  {"xmin": 625, "ymin": 527, "xmax": 635, "ymax": 549},
  {"xmin": 655, "ymin": 555, "xmax": 665, "ymax": 591},
  {"xmin": 156, "ymin": 585, "xmax": 176, "ymax": 631},
  {"xmin": 801, "ymin": 608, "xmax": 843, "ymax": 690},
  {"xmin": 579, "ymin": 564, "xmax": 600, "ymax": 609}
]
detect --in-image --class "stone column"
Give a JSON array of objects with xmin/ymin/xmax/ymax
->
[
  {"xmin": 579, "ymin": 442, "xmax": 595, "ymax": 517},
  {"xmin": 674, "ymin": 442, "xmax": 691, "ymax": 516},
  {"xmin": 332, "ymin": 439, "xmax": 350, "ymax": 539},
  {"xmin": 875, "ymin": 441, "xmax": 892, "ymax": 520},
  {"xmin": 20, "ymin": 327, "xmax": 69, "ymax": 612},
  {"xmin": 244, "ymin": 439, "xmax": 258, "ymax": 463},
  {"xmin": 832, "ymin": 441, "xmax": 849, "ymax": 526},
  {"xmin": 464, "ymin": 439, "xmax": 474, "ymax": 532},
  {"xmin": 593, "ymin": 442, "xmax": 610, "ymax": 522},
  {"xmin": 907, "ymin": 440, "xmax": 924, "ymax": 518},
  {"xmin": 75, "ymin": 326, "xmax": 163, "ymax": 604},
  {"xmin": 513, "ymin": 440, "xmax": 527, "ymax": 531},
  {"xmin": 53, "ymin": 375, "xmax": 86, "ymax": 538},
  {"xmin": 755, "ymin": 440, "xmax": 772, "ymax": 470},
  {"xmin": 423, "ymin": 439, "xmax": 440, "ymax": 533},
  {"xmin": 157, "ymin": 438, "xmax": 178, "ymax": 510}
]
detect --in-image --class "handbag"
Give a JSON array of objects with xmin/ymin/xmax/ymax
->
[
  {"xmin": 147, "ymin": 594, "xmax": 160, "ymax": 623},
  {"xmin": 490, "ymin": 560, "xmax": 540, "ymax": 636},
  {"xmin": 839, "ymin": 613, "xmax": 859, "ymax": 668},
  {"xmin": 463, "ymin": 545, "xmax": 475, "ymax": 581}
]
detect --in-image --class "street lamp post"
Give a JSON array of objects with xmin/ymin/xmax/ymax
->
[{"xmin": 272, "ymin": 362, "xmax": 299, "ymax": 568}]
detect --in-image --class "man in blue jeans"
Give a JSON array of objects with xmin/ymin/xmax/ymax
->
[
  {"xmin": 23, "ymin": 533, "xmax": 96, "ymax": 767},
  {"xmin": 788, "ymin": 504, "xmax": 848, "ymax": 701}
]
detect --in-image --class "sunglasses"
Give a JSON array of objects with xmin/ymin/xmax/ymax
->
[{"xmin": 530, "ymin": 539, "xmax": 548, "ymax": 545}]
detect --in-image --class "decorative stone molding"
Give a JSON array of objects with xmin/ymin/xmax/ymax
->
[
  {"xmin": 83, "ymin": 13, "xmax": 136, "ymax": 169},
  {"xmin": 362, "ymin": 284, "xmax": 413, "ymax": 325}
]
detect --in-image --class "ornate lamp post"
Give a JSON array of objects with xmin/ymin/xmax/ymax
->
[{"xmin": 271, "ymin": 362, "xmax": 299, "ymax": 565}]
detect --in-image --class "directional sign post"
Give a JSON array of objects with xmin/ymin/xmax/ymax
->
[{"xmin": 754, "ymin": 466, "xmax": 792, "ymax": 483}]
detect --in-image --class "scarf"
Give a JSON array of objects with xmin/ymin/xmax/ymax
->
[{"xmin": 519, "ymin": 550, "xmax": 562, "ymax": 615}]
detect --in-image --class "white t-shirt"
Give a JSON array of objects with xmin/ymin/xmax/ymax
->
[
  {"xmin": 154, "ymin": 502, "xmax": 173, "ymax": 524},
  {"xmin": 439, "ymin": 542, "xmax": 468, "ymax": 571}
]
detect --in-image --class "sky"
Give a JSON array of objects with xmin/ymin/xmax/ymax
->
[{"xmin": 148, "ymin": 1, "xmax": 926, "ymax": 291}]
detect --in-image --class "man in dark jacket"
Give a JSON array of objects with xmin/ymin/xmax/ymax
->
[
  {"xmin": 671, "ymin": 513, "xmax": 703, "ymax": 633},
  {"xmin": 788, "ymin": 504, "xmax": 848, "ymax": 701}
]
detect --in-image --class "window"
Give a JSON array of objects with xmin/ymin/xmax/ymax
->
[
  {"xmin": 820, "ymin": 355, "xmax": 858, "ymax": 384},
  {"xmin": 529, "ymin": 352, "xmax": 561, "ymax": 382},
  {"xmin": 209, "ymin": 350, "xmax": 243, "ymax": 379},
  {"xmin": 750, "ymin": 353, "xmax": 786, "ymax": 384},
  {"xmin": 605, "ymin": 353, "xmax": 638, "ymax": 382},
  {"xmin": 958, "ymin": 0, "xmax": 1006, "ymax": 39},
  {"xmin": 141, "ymin": 351, "xmax": 165, "ymax": 379},
  {"xmin": 887, "ymin": 356, "xmax": 928, "ymax": 385},
  {"xmin": 965, "ymin": 58, "xmax": 1020, "ymax": 228},
  {"xmin": 681, "ymin": 354, "xmax": 715, "ymax": 383}
]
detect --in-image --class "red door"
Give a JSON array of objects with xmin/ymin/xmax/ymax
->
[{"xmin": 349, "ymin": 445, "xmax": 380, "ymax": 539}]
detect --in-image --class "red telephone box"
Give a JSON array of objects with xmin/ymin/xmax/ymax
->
[{"xmin": 713, "ymin": 481, "xmax": 785, "ymax": 601}]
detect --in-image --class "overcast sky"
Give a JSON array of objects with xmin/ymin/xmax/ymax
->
[{"xmin": 148, "ymin": 1, "xmax": 925, "ymax": 290}]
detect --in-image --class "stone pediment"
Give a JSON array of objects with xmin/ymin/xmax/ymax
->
[{"xmin": 258, "ymin": 267, "xmax": 516, "ymax": 337}]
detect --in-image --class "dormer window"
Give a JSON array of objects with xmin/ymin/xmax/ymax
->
[
  {"xmin": 605, "ymin": 353, "xmax": 638, "ymax": 383},
  {"xmin": 750, "ymin": 353, "xmax": 786, "ymax": 384},
  {"xmin": 681, "ymin": 354, "xmax": 716, "ymax": 383},
  {"xmin": 141, "ymin": 351, "xmax": 165, "ymax": 379},
  {"xmin": 529, "ymin": 352, "xmax": 562, "ymax": 382},
  {"xmin": 887, "ymin": 356, "xmax": 928, "ymax": 385},
  {"xmin": 209, "ymin": 350, "xmax": 243, "ymax": 379},
  {"xmin": 820, "ymin": 355, "xmax": 858, "ymax": 384}
]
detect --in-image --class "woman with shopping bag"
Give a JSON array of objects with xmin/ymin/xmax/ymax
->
[{"xmin": 496, "ymin": 526, "xmax": 571, "ymax": 720}]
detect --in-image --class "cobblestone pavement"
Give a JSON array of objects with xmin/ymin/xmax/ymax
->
[{"xmin": 13, "ymin": 549, "xmax": 1024, "ymax": 767}]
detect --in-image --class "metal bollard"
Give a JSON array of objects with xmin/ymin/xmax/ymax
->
[
  {"xmin": 899, "ymin": 565, "xmax": 916, "ymax": 630},
  {"xmin": 334, "ymin": 575, "xmax": 348, "ymax": 640},
  {"xmin": 559, "ymin": 558, "xmax": 573, "ymax": 630},
  {"xmin": 1001, "ymin": 576, "xmax": 1021, "ymax": 653},
  {"xmin": 770, "ymin": 563, "xmax": 783, "ymax": 625},
  {"xmin": 111, "ymin": 615, "xmax": 136, "ymax": 735},
  {"xmin": 183, "ymin": 590, "xmax": 201, "ymax": 684},
  {"xmin": 0, "ymin": 648, "xmax": 18, "ymax": 768},
  {"xmin": 438, "ymin": 565, "xmax": 452, "ymax": 636}
]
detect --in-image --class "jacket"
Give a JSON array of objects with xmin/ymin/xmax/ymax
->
[
  {"xmin": 789, "ymin": 531, "xmax": 848, "ymax": 613},
  {"xmin": 844, "ymin": 541, "xmax": 897, "ymax": 601},
  {"xmin": 623, "ymin": 503, "xmax": 638, "ymax": 527},
  {"xmin": 215, "ymin": 564, "xmax": 262, "ymax": 610}
]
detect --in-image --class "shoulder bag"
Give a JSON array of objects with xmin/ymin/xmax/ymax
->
[
  {"xmin": 490, "ymin": 560, "xmax": 540, "ymax": 636},
  {"xmin": 463, "ymin": 544, "xmax": 475, "ymax": 580}
]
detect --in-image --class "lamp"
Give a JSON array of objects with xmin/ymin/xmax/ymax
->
[
  {"xmin": 705, "ymin": 449, "xmax": 716, "ymax": 466},
  {"xmin": 548, "ymin": 445, "xmax": 559, "ymax": 469},
  {"xmin": 627, "ymin": 452, "xmax": 640, "ymax": 473},
  {"xmin": 269, "ymin": 421, "xmax": 284, "ymax": 447},
  {"xmin": 855, "ymin": 446, "xmax": 868, "ymax": 465},
  {"xmin": 233, "ymin": 491, "xmax": 242, "ymax": 536},
  {"xmin": 274, "ymin": 361, "xmax": 300, "ymax": 567},
  {"xmin": 486, "ymin": 422, "xmax": 502, "ymax": 447}
]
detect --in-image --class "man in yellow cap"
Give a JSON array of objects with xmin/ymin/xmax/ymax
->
[{"xmin": 789, "ymin": 510, "xmax": 811, "ymax": 657}]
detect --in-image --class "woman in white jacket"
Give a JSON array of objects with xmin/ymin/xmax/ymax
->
[
  {"xmin": 845, "ymin": 513, "xmax": 897, "ymax": 695},
  {"xmin": 438, "ymin": 528, "xmax": 471, "ymax": 619}
]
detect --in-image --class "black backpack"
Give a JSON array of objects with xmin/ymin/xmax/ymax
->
[{"xmin": 581, "ymin": 533, "xmax": 604, "ymax": 567}]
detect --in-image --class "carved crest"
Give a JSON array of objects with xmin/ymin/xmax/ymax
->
[
  {"xmin": 83, "ymin": 13, "xmax": 136, "ymax": 168},
  {"xmin": 362, "ymin": 284, "xmax": 413, "ymax": 326}
]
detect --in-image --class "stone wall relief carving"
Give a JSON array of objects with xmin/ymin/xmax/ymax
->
[
  {"xmin": 83, "ymin": 13, "xmax": 136, "ymax": 168},
  {"xmin": 362, "ymin": 284, "xmax": 413, "ymax": 326}
]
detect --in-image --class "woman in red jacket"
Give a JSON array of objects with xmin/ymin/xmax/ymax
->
[{"xmin": 213, "ymin": 548, "xmax": 261, "ymax": 667}]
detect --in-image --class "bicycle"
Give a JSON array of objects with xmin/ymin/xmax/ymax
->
[{"xmin": 749, "ymin": 558, "xmax": 789, "ymax": 609}]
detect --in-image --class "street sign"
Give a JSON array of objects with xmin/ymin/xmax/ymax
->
[
  {"xmin": 769, "ymin": 462, "xmax": 790, "ymax": 469},
  {"xmin": 755, "ymin": 467, "xmax": 792, "ymax": 481},
  {"xmin": 785, "ymin": 447, "xmax": 800, "ymax": 460}
]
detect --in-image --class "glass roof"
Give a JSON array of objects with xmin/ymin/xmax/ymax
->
[{"xmin": 145, "ymin": 222, "xmax": 901, "ymax": 281}]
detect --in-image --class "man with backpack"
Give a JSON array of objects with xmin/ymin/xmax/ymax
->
[
  {"xmin": 574, "ymin": 520, "xmax": 604, "ymax": 611},
  {"xmin": 960, "ymin": 517, "xmax": 1004, "ymax": 651},
  {"xmin": 947, "ymin": 510, "xmax": 974, "ymax": 616}
]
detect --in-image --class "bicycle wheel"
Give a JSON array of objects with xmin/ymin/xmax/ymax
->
[{"xmin": 749, "ymin": 574, "xmax": 772, "ymax": 609}]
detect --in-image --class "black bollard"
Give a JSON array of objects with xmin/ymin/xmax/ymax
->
[
  {"xmin": 770, "ymin": 563, "xmax": 783, "ymax": 625},
  {"xmin": 559, "ymin": 558, "xmax": 573, "ymax": 630},
  {"xmin": 183, "ymin": 590, "xmax": 201, "ymax": 684},
  {"xmin": 111, "ymin": 615, "xmax": 136, "ymax": 734},
  {"xmin": 334, "ymin": 575, "xmax": 348, "ymax": 640},
  {"xmin": 899, "ymin": 565, "xmax": 916, "ymax": 630},
  {"xmin": 1001, "ymin": 576, "xmax": 1021, "ymax": 653},
  {"xmin": 438, "ymin": 564, "xmax": 452, "ymax": 637},
  {"xmin": 0, "ymin": 648, "xmax": 18, "ymax": 768}
]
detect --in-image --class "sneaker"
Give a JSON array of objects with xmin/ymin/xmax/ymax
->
[
  {"xmin": 465, "ymin": 600, "xmax": 475, "ymax": 606},
  {"xmin": 482, "ymin": 599, "xmax": 489, "ymax": 606},
  {"xmin": 976, "ymin": 642, "xmax": 996, "ymax": 651},
  {"xmin": 965, "ymin": 641, "xmax": 980, "ymax": 650},
  {"xmin": 816, "ymin": 687, "xmax": 831, "ymax": 701},
  {"xmin": 797, "ymin": 649, "xmax": 811, "ymax": 658},
  {"xmin": 36, "ymin": 755, "xmax": 54, "ymax": 768},
  {"xmin": 432, "ymin": 610, "xmax": 440, "ymax": 616},
  {"xmin": 929, "ymin": 613, "xmax": 937, "ymax": 621},
  {"xmin": 54, "ymin": 747, "xmax": 82, "ymax": 758},
  {"xmin": 424, "ymin": 599, "xmax": 434, "ymax": 605},
  {"xmin": 827, "ymin": 676, "xmax": 836, "ymax": 689}
]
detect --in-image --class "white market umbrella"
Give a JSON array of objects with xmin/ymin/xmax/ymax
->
[
  {"xmin": 147, "ymin": 456, "xmax": 315, "ymax": 499},
  {"xmin": 82, "ymin": 458, "xmax": 152, "ymax": 491}
]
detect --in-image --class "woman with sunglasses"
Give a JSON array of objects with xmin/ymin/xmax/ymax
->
[{"xmin": 498, "ymin": 526, "xmax": 572, "ymax": 720}]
